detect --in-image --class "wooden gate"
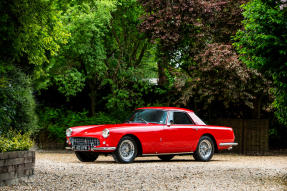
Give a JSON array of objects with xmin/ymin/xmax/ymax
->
[{"xmin": 211, "ymin": 119, "xmax": 269, "ymax": 154}]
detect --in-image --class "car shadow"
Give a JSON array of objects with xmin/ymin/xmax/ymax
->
[{"xmin": 89, "ymin": 159, "xmax": 221, "ymax": 164}]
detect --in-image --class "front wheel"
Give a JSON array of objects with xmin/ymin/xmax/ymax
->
[
  {"xmin": 113, "ymin": 136, "xmax": 138, "ymax": 163},
  {"xmin": 75, "ymin": 151, "xmax": 99, "ymax": 162},
  {"xmin": 193, "ymin": 136, "xmax": 214, "ymax": 162}
]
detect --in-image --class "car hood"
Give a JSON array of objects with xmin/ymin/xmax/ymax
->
[{"xmin": 70, "ymin": 123, "xmax": 154, "ymax": 137}]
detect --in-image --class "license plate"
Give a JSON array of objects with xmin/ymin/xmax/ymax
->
[{"xmin": 73, "ymin": 145, "xmax": 91, "ymax": 151}]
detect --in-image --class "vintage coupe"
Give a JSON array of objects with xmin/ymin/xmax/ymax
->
[{"xmin": 66, "ymin": 107, "xmax": 237, "ymax": 163}]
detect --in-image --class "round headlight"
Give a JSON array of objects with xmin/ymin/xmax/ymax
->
[
  {"xmin": 102, "ymin": 128, "xmax": 110, "ymax": 138},
  {"xmin": 66, "ymin": 128, "xmax": 72, "ymax": 137}
]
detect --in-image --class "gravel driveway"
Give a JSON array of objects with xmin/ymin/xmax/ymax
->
[{"xmin": 1, "ymin": 151, "xmax": 287, "ymax": 191}]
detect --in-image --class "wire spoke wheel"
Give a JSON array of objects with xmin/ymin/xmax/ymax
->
[
  {"xmin": 199, "ymin": 140, "xmax": 212, "ymax": 160},
  {"xmin": 113, "ymin": 136, "xmax": 138, "ymax": 163},
  {"xmin": 119, "ymin": 140, "xmax": 135, "ymax": 161},
  {"xmin": 193, "ymin": 136, "xmax": 214, "ymax": 162}
]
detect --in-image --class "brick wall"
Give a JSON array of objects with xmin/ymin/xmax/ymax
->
[{"xmin": 0, "ymin": 151, "xmax": 35, "ymax": 186}]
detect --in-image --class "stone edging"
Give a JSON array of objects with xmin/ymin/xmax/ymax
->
[{"xmin": 0, "ymin": 151, "xmax": 35, "ymax": 186}]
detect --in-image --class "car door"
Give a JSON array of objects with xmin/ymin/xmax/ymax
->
[
  {"xmin": 132, "ymin": 109, "xmax": 167, "ymax": 154},
  {"xmin": 160, "ymin": 111, "xmax": 198, "ymax": 153},
  {"xmin": 138, "ymin": 123, "xmax": 165, "ymax": 154}
]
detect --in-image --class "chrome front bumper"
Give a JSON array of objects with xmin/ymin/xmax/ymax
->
[
  {"xmin": 91, "ymin": 147, "xmax": 116, "ymax": 151},
  {"xmin": 65, "ymin": 146, "xmax": 116, "ymax": 151}
]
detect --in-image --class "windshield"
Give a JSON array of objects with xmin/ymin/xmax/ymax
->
[{"xmin": 128, "ymin": 109, "xmax": 167, "ymax": 124}]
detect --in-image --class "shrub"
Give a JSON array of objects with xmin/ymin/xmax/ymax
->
[
  {"xmin": 0, "ymin": 130, "xmax": 33, "ymax": 152},
  {"xmin": 0, "ymin": 64, "xmax": 38, "ymax": 134},
  {"xmin": 38, "ymin": 107, "xmax": 121, "ymax": 143}
]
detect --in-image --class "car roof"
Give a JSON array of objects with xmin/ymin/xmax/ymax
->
[{"xmin": 136, "ymin": 107, "xmax": 194, "ymax": 112}]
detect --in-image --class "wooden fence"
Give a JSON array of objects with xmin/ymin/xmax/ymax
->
[{"xmin": 211, "ymin": 119, "xmax": 269, "ymax": 154}]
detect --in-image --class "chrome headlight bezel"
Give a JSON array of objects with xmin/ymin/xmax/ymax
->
[
  {"xmin": 102, "ymin": 128, "xmax": 110, "ymax": 138},
  {"xmin": 66, "ymin": 128, "xmax": 73, "ymax": 137}
]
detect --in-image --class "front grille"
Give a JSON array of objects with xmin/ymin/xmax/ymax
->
[{"xmin": 70, "ymin": 137, "xmax": 100, "ymax": 147}]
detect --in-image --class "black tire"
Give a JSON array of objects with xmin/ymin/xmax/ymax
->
[
  {"xmin": 113, "ymin": 136, "xmax": 138, "ymax": 163},
  {"xmin": 75, "ymin": 151, "xmax": 99, "ymax": 162},
  {"xmin": 158, "ymin": 155, "xmax": 175, "ymax": 161},
  {"xmin": 193, "ymin": 136, "xmax": 214, "ymax": 162}
]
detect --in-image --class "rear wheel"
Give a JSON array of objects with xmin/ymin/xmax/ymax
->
[
  {"xmin": 75, "ymin": 151, "xmax": 99, "ymax": 162},
  {"xmin": 158, "ymin": 155, "xmax": 174, "ymax": 161},
  {"xmin": 113, "ymin": 136, "xmax": 138, "ymax": 163},
  {"xmin": 193, "ymin": 136, "xmax": 214, "ymax": 162}
]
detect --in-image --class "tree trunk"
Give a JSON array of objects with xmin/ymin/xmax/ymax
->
[
  {"xmin": 158, "ymin": 56, "xmax": 168, "ymax": 86},
  {"xmin": 252, "ymin": 94, "xmax": 263, "ymax": 119},
  {"xmin": 88, "ymin": 81, "xmax": 96, "ymax": 116}
]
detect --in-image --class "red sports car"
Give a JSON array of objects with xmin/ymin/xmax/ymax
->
[{"xmin": 66, "ymin": 107, "xmax": 238, "ymax": 163}]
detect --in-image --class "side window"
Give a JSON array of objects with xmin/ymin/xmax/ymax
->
[{"xmin": 173, "ymin": 112, "xmax": 194, "ymax": 125}]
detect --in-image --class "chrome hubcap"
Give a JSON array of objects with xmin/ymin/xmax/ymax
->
[
  {"xmin": 199, "ymin": 139, "xmax": 212, "ymax": 160},
  {"xmin": 119, "ymin": 140, "xmax": 135, "ymax": 161}
]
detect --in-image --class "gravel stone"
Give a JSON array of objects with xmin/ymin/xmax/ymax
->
[{"xmin": 0, "ymin": 151, "xmax": 286, "ymax": 191}]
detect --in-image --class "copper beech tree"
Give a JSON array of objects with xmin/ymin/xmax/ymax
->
[
  {"xmin": 138, "ymin": 0, "xmax": 247, "ymax": 85},
  {"xmin": 175, "ymin": 44, "xmax": 271, "ymax": 119},
  {"xmin": 139, "ymin": 0, "xmax": 201, "ymax": 86},
  {"xmin": 138, "ymin": 0, "xmax": 271, "ymax": 118}
]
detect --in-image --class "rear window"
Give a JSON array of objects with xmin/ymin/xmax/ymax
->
[{"xmin": 173, "ymin": 112, "xmax": 194, "ymax": 125}]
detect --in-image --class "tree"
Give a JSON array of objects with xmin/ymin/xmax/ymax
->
[
  {"xmin": 138, "ymin": 0, "xmax": 272, "ymax": 118},
  {"xmin": 103, "ymin": 0, "xmax": 158, "ymax": 114},
  {"xmin": 138, "ymin": 0, "xmax": 202, "ymax": 86},
  {"xmin": 46, "ymin": 0, "xmax": 157, "ymax": 115},
  {"xmin": 46, "ymin": 0, "xmax": 116, "ymax": 115},
  {"xmin": 138, "ymin": 0, "xmax": 249, "ymax": 85},
  {"xmin": 200, "ymin": 0, "xmax": 247, "ymax": 43},
  {"xmin": 0, "ymin": 0, "xmax": 69, "ymax": 74},
  {"xmin": 0, "ymin": 0, "xmax": 68, "ymax": 133},
  {"xmin": 234, "ymin": 0, "xmax": 287, "ymax": 124},
  {"xmin": 175, "ymin": 44, "xmax": 271, "ymax": 119}
]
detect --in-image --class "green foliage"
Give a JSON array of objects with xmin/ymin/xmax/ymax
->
[
  {"xmin": 43, "ymin": 0, "xmax": 157, "ymax": 116},
  {"xmin": 47, "ymin": 0, "xmax": 116, "ymax": 97},
  {"xmin": 54, "ymin": 68, "xmax": 86, "ymax": 97},
  {"xmin": 272, "ymin": 87, "xmax": 287, "ymax": 125},
  {"xmin": 102, "ymin": 0, "xmax": 157, "ymax": 113},
  {"xmin": 106, "ymin": 0, "xmax": 152, "ymax": 69},
  {"xmin": 234, "ymin": 0, "xmax": 287, "ymax": 124},
  {"xmin": 2, "ymin": 0, "xmax": 282, "ymax": 149},
  {"xmin": 104, "ymin": 81, "xmax": 159, "ymax": 116},
  {"xmin": 0, "ymin": 0, "xmax": 69, "ymax": 73},
  {"xmin": 0, "ymin": 130, "xmax": 33, "ymax": 152},
  {"xmin": 234, "ymin": 0, "xmax": 286, "ymax": 71},
  {"xmin": 0, "ymin": 65, "xmax": 38, "ymax": 134},
  {"xmin": 38, "ymin": 107, "xmax": 121, "ymax": 142}
]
